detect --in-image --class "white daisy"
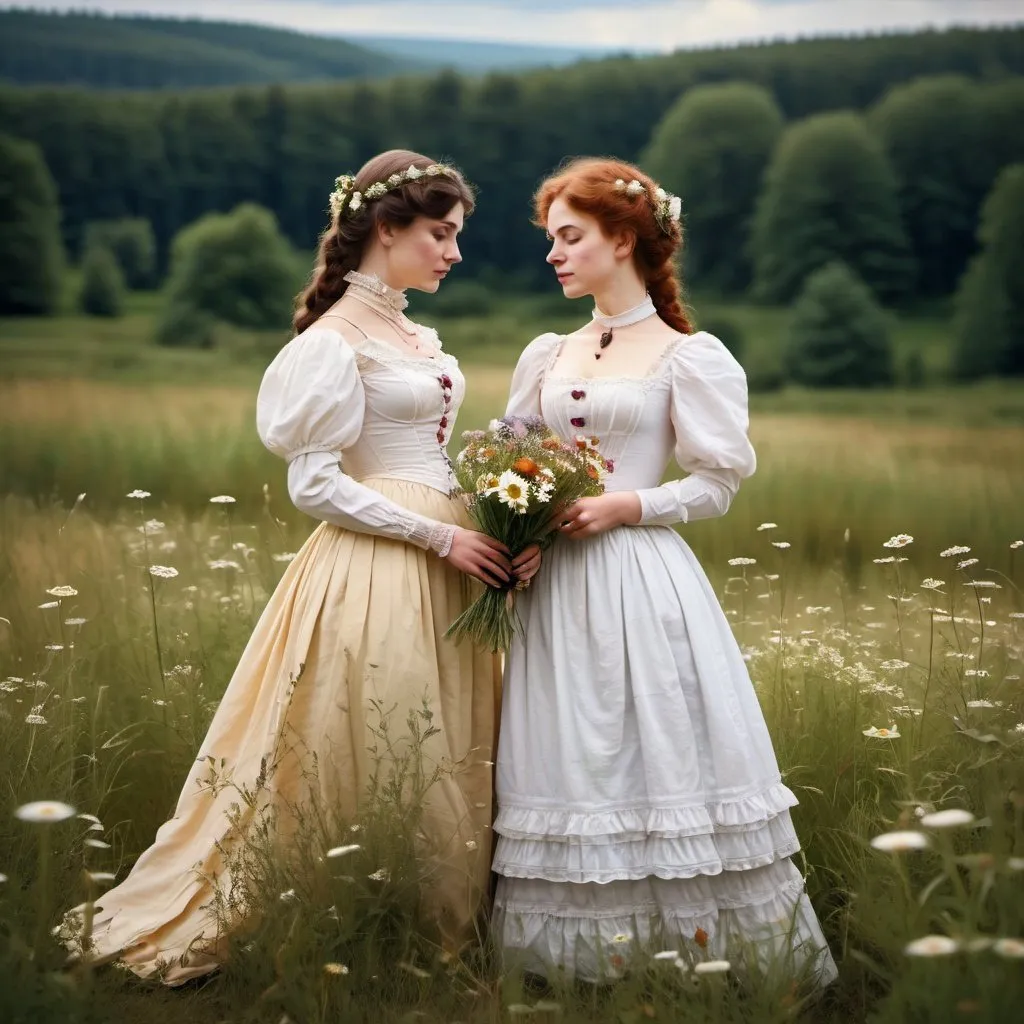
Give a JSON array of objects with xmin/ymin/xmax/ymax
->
[
  {"xmin": 919, "ymin": 809, "xmax": 975, "ymax": 829},
  {"xmin": 496, "ymin": 471, "xmax": 530, "ymax": 512},
  {"xmin": 904, "ymin": 935, "xmax": 959, "ymax": 957},
  {"xmin": 694, "ymin": 959, "xmax": 731, "ymax": 974},
  {"xmin": 870, "ymin": 831, "xmax": 930, "ymax": 852},
  {"xmin": 15, "ymin": 800, "xmax": 76, "ymax": 823}
]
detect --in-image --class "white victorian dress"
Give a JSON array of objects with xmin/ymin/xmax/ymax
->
[{"xmin": 491, "ymin": 330, "xmax": 838, "ymax": 986}]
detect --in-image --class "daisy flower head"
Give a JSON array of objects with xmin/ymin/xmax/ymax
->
[
  {"xmin": 15, "ymin": 800, "xmax": 76, "ymax": 823},
  {"xmin": 904, "ymin": 935, "xmax": 959, "ymax": 957},
  {"xmin": 694, "ymin": 959, "xmax": 731, "ymax": 974},
  {"xmin": 863, "ymin": 725, "xmax": 901, "ymax": 739},
  {"xmin": 870, "ymin": 830, "xmax": 930, "ymax": 852},
  {"xmin": 919, "ymin": 809, "xmax": 975, "ymax": 829},
  {"xmin": 496, "ymin": 470, "xmax": 530, "ymax": 512}
]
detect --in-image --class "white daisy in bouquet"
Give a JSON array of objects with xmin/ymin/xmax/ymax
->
[{"xmin": 447, "ymin": 415, "xmax": 613, "ymax": 649}]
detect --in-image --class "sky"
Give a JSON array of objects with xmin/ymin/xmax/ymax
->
[{"xmin": 7, "ymin": 0, "xmax": 1024, "ymax": 51}]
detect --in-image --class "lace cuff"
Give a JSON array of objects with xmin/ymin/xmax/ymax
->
[{"xmin": 426, "ymin": 523, "xmax": 457, "ymax": 558}]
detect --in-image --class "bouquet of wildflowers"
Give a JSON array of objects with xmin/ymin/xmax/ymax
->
[{"xmin": 446, "ymin": 415, "xmax": 613, "ymax": 651}]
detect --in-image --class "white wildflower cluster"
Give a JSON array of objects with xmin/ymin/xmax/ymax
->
[
  {"xmin": 329, "ymin": 163, "xmax": 458, "ymax": 219},
  {"xmin": 614, "ymin": 177, "xmax": 682, "ymax": 234},
  {"xmin": 476, "ymin": 468, "xmax": 556, "ymax": 511},
  {"xmin": 883, "ymin": 534, "xmax": 914, "ymax": 548}
]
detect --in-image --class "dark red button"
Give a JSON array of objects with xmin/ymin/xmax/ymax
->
[
  {"xmin": 436, "ymin": 430, "xmax": 445, "ymax": 443},
  {"xmin": 440, "ymin": 416, "xmax": 448, "ymax": 428},
  {"xmin": 571, "ymin": 390, "xmax": 586, "ymax": 400},
  {"xmin": 570, "ymin": 417, "xmax": 586, "ymax": 428},
  {"xmin": 440, "ymin": 375, "xmax": 453, "ymax": 389}
]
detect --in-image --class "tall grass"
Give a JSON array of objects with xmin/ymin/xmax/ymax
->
[
  {"xmin": 1, "ymin": 374, "xmax": 1022, "ymax": 578},
  {"xmin": 1, "ymin": 302, "xmax": 1022, "ymax": 1020},
  {"xmin": 0, "ymin": 477, "xmax": 1022, "ymax": 1021}
]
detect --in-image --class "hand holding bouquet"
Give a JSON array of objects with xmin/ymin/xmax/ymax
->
[{"xmin": 446, "ymin": 415, "xmax": 613, "ymax": 650}]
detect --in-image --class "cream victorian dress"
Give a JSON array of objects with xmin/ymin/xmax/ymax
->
[
  {"xmin": 67, "ymin": 312, "xmax": 498, "ymax": 984},
  {"xmin": 492, "ymin": 330, "xmax": 837, "ymax": 986}
]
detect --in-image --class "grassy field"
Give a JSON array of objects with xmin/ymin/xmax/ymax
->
[{"xmin": 1, "ymin": 302, "xmax": 1023, "ymax": 1022}]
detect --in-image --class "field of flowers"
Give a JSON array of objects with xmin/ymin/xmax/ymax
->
[{"xmin": 0, "ymin": 370, "xmax": 1022, "ymax": 1023}]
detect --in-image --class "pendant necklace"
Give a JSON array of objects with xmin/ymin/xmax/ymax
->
[{"xmin": 590, "ymin": 293, "xmax": 657, "ymax": 359}]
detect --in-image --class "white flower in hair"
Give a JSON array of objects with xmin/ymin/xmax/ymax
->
[
  {"xmin": 406, "ymin": 164, "xmax": 424, "ymax": 179},
  {"xmin": 655, "ymin": 187, "xmax": 667, "ymax": 201},
  {"xmin": 349, "ymin": 193, "xmax": 363, "ymax": 211},
  {"xmin": 614, "ymin": 178, "xmax": 626, "ymax": 190},
  {"xmin": 366, "ymin": 182, "xmax": 387, "ymax": 199},
  {"xmin": 387, "ymin": 173, "xmax": 404, "ymax": 186},
  {"xmin": 626, "ymin": 179, "xmax": 645, "ymax": 196},
  {"xmin": 668, "ymin": 195, "xmax": 682, "ymax": 221}
]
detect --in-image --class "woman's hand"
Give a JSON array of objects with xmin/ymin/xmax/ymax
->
[
  {"xmin": 512, "ymin": 543, "xmax": 542, "ymax": 588},
  {"xmin": 556, "ymin": 492, "xmax": 642, "ymax": 540},
  {"xmin": 444, "ymin": 528, "xmax": 513, "ymax": 587}
]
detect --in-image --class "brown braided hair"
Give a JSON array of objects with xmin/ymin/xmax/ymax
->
[
  {"xmin": 533, "ymin": 157, "xmax": 692, "ymax": 334},
  {"xmin": 293, "ymin": 149, "xmax": 475, "ymax": 335}
]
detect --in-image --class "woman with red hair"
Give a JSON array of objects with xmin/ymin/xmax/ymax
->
[{"xmin": 491, "ymin": 158, "xmax": 837, "ymax": 988}]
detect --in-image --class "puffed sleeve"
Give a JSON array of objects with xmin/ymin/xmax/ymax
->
[
  {"xmin": 256, "ymin": 327, "xmax": 457, "ymax": 555},
  {"xmin": 505, "ymin": 332, "xmax": 562, "ymax": 417},
  {"xmin": 636, "ymin": 332, "xmax": 757, "ymax": 526}
]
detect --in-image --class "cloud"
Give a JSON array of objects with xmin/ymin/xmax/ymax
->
[{"xmin": 10, "ymin": 0, "xmax": 1024, "ymax": 50}]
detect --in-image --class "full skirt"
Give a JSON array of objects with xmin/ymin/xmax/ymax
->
[
  {"xmin": 66, "ymin": 479, "xmax": 499, "ymax": 984},
  {"xmin": 492, "ymin": 524, "xmax": 837, "ymax": 986}
]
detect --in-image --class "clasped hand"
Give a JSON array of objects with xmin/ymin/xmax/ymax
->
[
  {"xmin": 556, "ymin": 492, "xmax": 642, "ymax": 540},
  {"xmin": 445, "ymin": 531, "xmax": 542, "ymax": 589}
]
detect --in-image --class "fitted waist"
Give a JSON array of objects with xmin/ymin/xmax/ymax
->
[{"xmin": 353, "ymin": 470, "xmax": 458, "ymax": 498}]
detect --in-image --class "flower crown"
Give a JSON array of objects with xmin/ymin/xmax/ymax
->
[
  {"xmin": 615, "ymin": 177, "xmax": 682, "ymax": 235},
  {"xmin": 329, "ymin": 162, "xmax": 460, "ymax": 219}
]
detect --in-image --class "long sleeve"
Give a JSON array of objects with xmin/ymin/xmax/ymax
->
[
  {"xmin": 256, "ymin": 327, "xmax": 456, "ymax": 555},
  {"xmin": 637, "ymin": 332, "xmax": 757, "ymax": 527},
  {"xmin": 505, "ymin": 332, "xmax": 561, "ymax": 417}
]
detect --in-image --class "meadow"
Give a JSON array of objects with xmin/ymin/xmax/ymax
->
[{"xmin": 0, "ymin": 297, "xmax": 1023, "ymax": 1022}]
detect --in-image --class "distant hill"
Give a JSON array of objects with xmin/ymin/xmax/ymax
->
[
  {"xmin": 350, "ymin": 35, "xmax": 627, "ymax": 72},
  {"xmin": 0, "ymin": 9, "xmax": 623, "ymax": 90},
  {"xmin": 0, "ymin": 9, "xmax": 427, "ymax": 89}
]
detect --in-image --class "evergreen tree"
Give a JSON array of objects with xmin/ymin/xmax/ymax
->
[
  {"xmin": 952, "ymin": 164, "xmax": 1024, "ymax": 378},
  {"xmin": 85, "ymin": 218, "xmax": 157, "ymax": 289},
  {"xmin": 751, "ymin": 112, "xmax": 914, "ymax": 303},
  {"xmin": 784, "ymin": 261, "xmax": 894, "ymax": 388},
  {"xmin": 0, "ymin": 132, "xmax": 64, "ymax": 315},
  {"xmin": 79, "ymin": 241, "xmax": 125, "ymax": 317},
  {"xmin": 643, "ymin": 82, "xmax": 783, "ymax": 292}
]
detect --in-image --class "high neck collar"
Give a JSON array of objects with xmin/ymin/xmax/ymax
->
[
  {"xmin": 591, "ymin": 293, "xmax": 657, "ymax": 329},
  {"xmin": 344, "ymin": 270, "xmax": 409, "ymax": 314}
]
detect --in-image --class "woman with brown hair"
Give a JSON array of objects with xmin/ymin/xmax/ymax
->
[
  {"xmin": 65, "ymin": 149, "xmax": 539, "ymax": 983},
  {"xmin": 491, "ymin": 158, "xmax": 837, "ymax": 988}
]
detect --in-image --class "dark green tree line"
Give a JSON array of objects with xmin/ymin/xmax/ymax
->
[{"xmin": 0, "ymin": 28, "xmax": 1021, "ymax": 293}]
